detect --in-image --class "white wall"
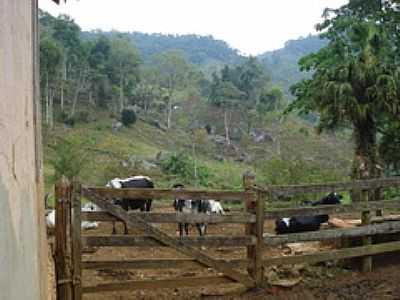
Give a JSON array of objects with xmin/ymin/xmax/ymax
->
[{"xmin": 0, "ymin": 1, "xmax": 47, "ymax": 299}]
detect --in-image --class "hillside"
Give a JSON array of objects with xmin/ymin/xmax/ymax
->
[
  {"xmin": 83, "ymin": 31, "xmax": 243, "ymax": 66},
  {"xmin": 259, "ymin": 35, "xmax": 328, "ymax": 93}
]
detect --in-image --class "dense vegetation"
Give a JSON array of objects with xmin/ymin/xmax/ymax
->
[
  {"xmin": 39, "ymin": 2, "xmax": 400, "ymax": 201},
  {"xmin": 288, "ymin": 0, "xmax": 400, "ymax": 184}
]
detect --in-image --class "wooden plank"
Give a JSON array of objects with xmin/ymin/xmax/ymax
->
[
  {"xmin": 82, "ymin": 211, "xmax": 255, "ymax": 224},
  {"xmin": 264, "ymin": 200, "xmax": 400, "ymax": 219},
  {"xmin": 85, "ymin": 189, "xmax": 255, "ymax": 288},
  {"xmin": 264, "ymin": 240, "xmax": 400, "ymax": 267},
  {"xmin": 71, "ymin": 183, "xmax": 82, "ymax": 300},
  {"xmin": 82, "ymin": 186, "xmax": 250, "ymax": 201},
  {"xmin": 82, "ymin": 259, "xmax": 249, "ymax": 270},
  {"xmin": 264, "ymin": 220, "xmax": 400, "ymax": 246},
  {"xmin": 82, "ymin": 235, "xmax": 256, "ymax": 248},
  {"xmin": 254, "ymin": 191, "xmax": 265, "ymax": 286},
  {"xmin": 361, "ymin": 207, "xmax": 372, "ymax": 272},
  {"xmin": 82, "ymin": 276, "xmax": 234, "ymax": 294},
  {"xmin": 260, "ymin": 177, "xmax": 400, "ymax": 197},
  {"xmin": 243, "ymin": 173, "xmax": 257, "ymax": 281},
  {"xmin": 55, "ymin": 178, "xmax": 73, "ymax": 300}
]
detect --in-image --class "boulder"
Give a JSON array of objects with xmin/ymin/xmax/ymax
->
[
  {"xmin": 112, "ymin": 121, "xmax": 123, "ymax": 132},
  {"xmin": 250, "ymin": 128, "xmax": 274, "ymax": 143}
]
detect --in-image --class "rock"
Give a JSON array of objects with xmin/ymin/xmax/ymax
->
[
  {"xmin": 121, "ymin": 156, "xmax": 158, "ymax": 170},
  {"xmin": 112, "ymin": 121, "xmax": 123, "ymax": 132},
  {"xmin": 250, "ymin": 128, "xmax": 274, "ymax": 143},
  {"xmin": 212, "ymin": 135, "xmax": 226, "ymax": 145},
  {"xmin": 150, "ymin": 119, "xmax": 167, "ymax": 131},
  {"xmin": 269, "ymin": 277, "xmax": 302, "ymax": 288}
]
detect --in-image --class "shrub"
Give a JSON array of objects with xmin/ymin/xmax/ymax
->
[
  {"xmin": 121, "ymin": 108, "xmax": 137, "ymax": 127},
  {"xmin": 48, "ymin": 137, "xmax": 88, "ymax": 182},
  {"xmin": 160, "ymin": 152, "xmax": 211, "ymax": 186}
]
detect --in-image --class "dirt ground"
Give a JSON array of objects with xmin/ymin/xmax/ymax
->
[{"xmin": 48, "ymin": 207, "xmax": 400, "ymax": 299}]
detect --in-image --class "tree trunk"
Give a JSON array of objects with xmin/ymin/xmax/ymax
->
[
  {"xmin": 351, "ymin": 116, "xmax": 382, "ymax": 202},
  {"xmin": 224, "ymin": 109, "xmax": 230, "ymax": 145},
  {"xmin": 45, "ymin": 72, "xmax": 49, "ymax": 125},
  {"xmin": 119, "ymin": 68, "xmax": 124, "ymax": 112},
  {"xmin": 49, "ymin": 88, "xmax": 54, "ymax": 129},
  {"xmin": 70, "ymin": 68, "xmax": 87, "ymax": 117},
  {"xmin": 60, "ymin": 58, "xmax": 66, "ymax": 112}
]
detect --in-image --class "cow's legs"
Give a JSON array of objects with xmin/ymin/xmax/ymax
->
[
  {"xmin": 123, "ymin": 221, "xmax": 129, "ymax": 235},
  {"xmin": 179, "ymin": 223, "xmax": 183, "ymax": 237},
  {"xmin": 184, "ymin": 223, "xmax": 189, "ymax": 236},
  {"xmin": 112, "ymin": 221, "xmax": 117, "ymax": 235}
]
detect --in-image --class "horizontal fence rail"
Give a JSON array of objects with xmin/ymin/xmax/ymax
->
[
  {"xmin": 82, "ymin": 258, "xmax": 249, "ymax": 270},
  {"xmin": 82, "ymin": 186, "xmax": 250, "ymax": 201},
  {"xmin": 82, "ymin": 211, "xmax": 256, "ymax": 224},
  {"xmin": 82, "ymin": 276, "xmax": 235, "ymax": 294},
  {"xmin": 264, "ymin": 220, "xmax": 400, "ymax": 246},
  {"xmin": 264, "ymin": 199, "xmax": 400, "ymax": 219},
  {"xmin": 264, "ymin": 240, "xmax": 400, "ymax": 267},
  {"xmin": 83, "ymin": 235, "xmax": 256, "ymax": 248},
  {"xmin": 259, "ymin": 177, "xmax": 400, "ymax": 198}
]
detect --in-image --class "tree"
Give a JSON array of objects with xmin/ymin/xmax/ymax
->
[
  {"xmin": 209, "ymin": 71, "xmax": 245, "ymax": 144},
  {"xmin": 152, "ymin": 50, "xmax": 194, "ymax": 128},
  {"xmin": 257, "ymin": 86, "xmax": 284, "ymax": 114},
  {"xmin": 40, "ymin": 35, "xmax": 62, "ymax": 128},
  {"xmin": 108, "ymin": 35, "xmax": 141, "ymax": 112},
  {"xmin": 288, "ymin": 0, "xmax": 400, "ymax": 184}
]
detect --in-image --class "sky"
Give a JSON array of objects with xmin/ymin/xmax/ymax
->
[{"xmin": 39, "ymin": 0, "xmax": 348, "ymax": 56}]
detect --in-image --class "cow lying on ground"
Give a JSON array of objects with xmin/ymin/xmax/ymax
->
[
  {"xmin": 106, "ymin": 176, "xmax": 154, "ymax": 234},
  {"xmin": 275, "ymin": 192, "xmax": 342, "ymax": 234},
  {"xmin": 172, "ymin": 183, "xmax": 225, "ymax": 237},
  {"xmin": 46, "ymin": 202, "xmax": 101, "ymax": 231}
]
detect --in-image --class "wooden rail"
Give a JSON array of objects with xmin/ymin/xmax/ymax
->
[
  {"xmin": 82, "ymin": 258, "xmax": 248, "ymax": 270},
  {"xmin": 82, "ymin": 186, "xmax": 250, "ymax": 201},
  {"xmin": 260, "ymin": 177, "xmax": 400, "ymax": 197},
  {"xmin": 264, "ymin": 220, "xmax": 400, "ymax": 246},
  {"xmin": 82, "ymin": 276, "xmax": 234, "ymax": 294},
  {"xmin": 82, "ymin": 235, "xmax": 256, "ymax": 248},
  {"xmin": 82, "ymin": 211, "xmax": 256, "ymax": 223},
  {"xmin": 264, "ymin": 199, "xmax": 400, "ymax": 219}
]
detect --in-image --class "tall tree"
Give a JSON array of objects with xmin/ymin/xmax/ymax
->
[
  {"xmin": 288, "ymin": 0, "xmax": 400, "ymax": 184},
  {"xmin": 152, "ymin": 50, "xmax": 194, "ymax": 128},
  {"xmin": 108, "ymin": 35, "xmax": 141, "ymax": 112}
]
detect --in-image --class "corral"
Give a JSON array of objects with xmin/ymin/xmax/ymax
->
[{"xmin": 52, "ymin": 175, "xmax": 400, "ymax": 299}]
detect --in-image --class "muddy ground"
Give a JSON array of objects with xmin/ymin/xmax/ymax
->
[{"xmin": 48, "ymin": 206, "xmax": 400, "ymax": 299}]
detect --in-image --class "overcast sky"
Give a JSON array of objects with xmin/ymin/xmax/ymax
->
[{"xmin": 39, "ymin": 0, "xmax": 348, "ymax": 55}]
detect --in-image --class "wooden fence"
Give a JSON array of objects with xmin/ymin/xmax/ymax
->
[{"xmin": 54, "ymin": 175, "xmax": 400, "ymax": 300}]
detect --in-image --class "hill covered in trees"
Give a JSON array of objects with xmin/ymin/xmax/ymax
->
[
  {"xmin": 83, "ymin": 31, "xmax": 243, "ymax": 67},
  {"xmin": 259, "ymin": 36, "xmax": 328, "ymax": 93}
]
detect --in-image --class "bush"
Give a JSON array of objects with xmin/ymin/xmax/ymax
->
[
  {"xmin": 160, "ymin": 152, "xmax": 211, "ymax": 186},
  {"xmin": 48, "ymin": 137, "xmax": 88, "ymax": 182},
  {"xmin": 121, "ymin": 109, "xmax": 137, "ymax": 127},
  {"xmin": 75, "ymin": 111, "xmax": 90, "ymax": 123}
]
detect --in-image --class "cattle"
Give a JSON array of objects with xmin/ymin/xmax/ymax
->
[
  {"xmin": 106, "ymin": 176, "xmax": 154, "ymax": 234},
  {"xmin": 275, "ymin": 192, "xmax": 342, "ymax": 235},
  {"xmin": 46, "ymin": 202, "xmax": 100, "ymax": 231},
  {"xmin": 172, "ymin": 184, "xmax": 225, "ymax": 237}
]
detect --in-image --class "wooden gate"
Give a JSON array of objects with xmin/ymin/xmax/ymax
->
[{"xmin": 54, "ymin": 174, "xmax": 265, "ymax": 300}]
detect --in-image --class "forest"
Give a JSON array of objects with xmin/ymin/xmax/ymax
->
[{"xmin": 39, "ymin": 0, "xmax": 400, "ymax": 198}]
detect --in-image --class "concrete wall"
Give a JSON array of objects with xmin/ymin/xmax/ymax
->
[{"xmin": 0, "ymin": 1, "xmax": 47, "ymax": 300}]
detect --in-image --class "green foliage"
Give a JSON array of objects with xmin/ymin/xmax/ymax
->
[
  {"xmin": 121, "ymin": 108, "xmax": 137, "ymax": 127},
  {"xmin": 288, "ymin": 1, "xmax": 400, "ymax": 179},
  {"xmin": 160, "ymin": 153, "xmax": 211, "ymax": 186},
  {"xmin": 48, "ymin": 137, "xmax": 88, "ymax": 182},
  {"xmin": 259, "ymin": 156, "xmax": 343, "ymax": 186}
]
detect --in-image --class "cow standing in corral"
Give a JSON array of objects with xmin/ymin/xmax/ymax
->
[
  {"xmin": 275, "ymin": 192, "xmax": 342, "ymax": 234},
  {"xmin": 172, "ymin": 183, "xmax": 225, "ymax": 237},
  {"xmin": 106, "ymin": 176, "xmax": 154, "ymax": 234}
]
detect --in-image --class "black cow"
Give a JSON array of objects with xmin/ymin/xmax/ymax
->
[
  {"xmin": 275, "ymin": 192, "xmax": 342, "ymax": 235},
  {"xmin": 172, "ymin": 184, "xmax": 224, "ymax": 237},
  {"xmin": 106, "ymin": 176, "xmax": 154, "ymax": 234}
]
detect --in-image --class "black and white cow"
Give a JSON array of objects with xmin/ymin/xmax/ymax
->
[
  {"xmin": 106, "ymin": 176, "xmax": 154, "ymax": 234},
  {"xmin": 275, "ymin": 192, "xmax": 342, "ymax": 235},
  {"xmin": 172, "ymin": 184, "xmax": 225, "ymax": 237}
]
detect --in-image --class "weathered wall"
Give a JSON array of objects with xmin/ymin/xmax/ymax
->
[{"xmin": 0, "ymin": 1, "xmax": 47, "ymax": 300}]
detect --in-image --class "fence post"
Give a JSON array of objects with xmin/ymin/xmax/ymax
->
[
  {"xmin": 254, "ymin": 190, "xmax": 265, "ymax": 286},
  {"xmin": 71, "ymin": 182, "xmax": 82, "ymax": 300},
  {"xmin": 361, "ymin": 190, "xmax": 372, "ymax": 272},
  {"xmin": 55, "ymin": 177, "xmax": 73, "ymax": 300},
  {"xmin": 243, "ymin": 172, "xmax": 259, "ymax": 285}
]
